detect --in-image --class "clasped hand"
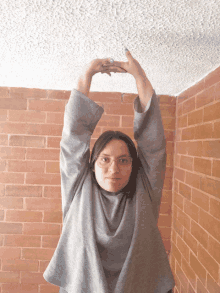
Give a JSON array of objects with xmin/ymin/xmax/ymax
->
[{"xmin": 84, "ymin": 50, "xmax": 146, "ymax": 80}]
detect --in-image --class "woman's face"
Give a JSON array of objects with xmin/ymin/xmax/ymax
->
[{"xmin": 94, "ymin": 139, "xmax": 132, "ymax": 193}]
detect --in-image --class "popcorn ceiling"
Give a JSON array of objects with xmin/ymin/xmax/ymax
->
[{"xmin": 0, "ymin": 0, "xmax": 219, "ymax": 95}]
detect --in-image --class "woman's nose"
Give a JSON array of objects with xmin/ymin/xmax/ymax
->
[{"xmin": 108, "ymin": 160, "xmax": 120, "ymax": 172}]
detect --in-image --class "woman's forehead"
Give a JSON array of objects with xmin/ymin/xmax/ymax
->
[{"xmin": 100, "ymin": 139, "xmax": 130, "ymax": 155}]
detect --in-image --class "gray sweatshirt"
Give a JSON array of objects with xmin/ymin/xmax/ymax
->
[{"xmin": 43, "ymin": 89, "xmax": 175, "ymax": 293}]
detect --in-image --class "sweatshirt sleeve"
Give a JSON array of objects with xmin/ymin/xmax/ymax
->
[
  {"xmin": 60, "ymin": 89, "xmax": 104, "ymax": 220},
  {"xmin": 133, "ymin": 91, "xmax": 167, "ymax": 221}
]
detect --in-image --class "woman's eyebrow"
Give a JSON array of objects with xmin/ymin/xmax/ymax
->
[{"xmin": 100, "ymin": 154, "xmax": 129, "ymax": 158}]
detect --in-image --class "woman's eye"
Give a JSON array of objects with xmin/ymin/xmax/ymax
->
[
  {"xmin": 120, "ymin": 158, "xmax": 128, "ymax": 164},
  {"xmin": 101, "ymin": 157, "xmax": 109, "ymax": 162}
]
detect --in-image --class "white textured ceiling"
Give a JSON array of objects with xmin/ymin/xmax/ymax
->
[{"xmin": 0, "ymin": 0, "xmax": 220, "ymax": 95}]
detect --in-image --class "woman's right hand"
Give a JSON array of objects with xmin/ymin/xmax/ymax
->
[{"xmin": 83, "ymin": 58, "xmax": 127, "ymax": 78}]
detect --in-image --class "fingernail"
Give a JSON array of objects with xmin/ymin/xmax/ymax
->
[{"xmin": 125, "ymin": 48, "xmax": 129, "ymax": 52}]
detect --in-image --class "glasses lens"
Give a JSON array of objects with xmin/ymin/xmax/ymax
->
[{"xmin": 97, "ymin": 156, "xmax": 132, "ymax": 167}]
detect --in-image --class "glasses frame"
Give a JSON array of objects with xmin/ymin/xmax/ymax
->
[{"xmin": 96, "ymin": 156, "xmax": 133, "ymax": 168}]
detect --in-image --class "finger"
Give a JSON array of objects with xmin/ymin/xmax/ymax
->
[{"xmin": 125, "ymin": 49, "xmax": 133, "ymax": 60}]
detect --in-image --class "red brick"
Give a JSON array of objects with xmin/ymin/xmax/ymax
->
[
  {"xmin": 0, "ymin": 160, "xmax": 6, "ymax": 171},
  {"xmin": 200, "ymin": 176, "xmax": 220, "ymax": 199},
  {"xmin": 0, "ymin": 134, "xmax": 8, "ymax": 145},
  {"xmin": 47, "ymin": 90, "xmax": 70, "ymax": 100},
  {"xmin": 23, "ymin": 223, "xmax": 60, "ymax": 235},
  {"xmin": 158, "ymin": 214, "xmax": 171, "ymax": 227},
  {"xmin": 159, "ymin": 201, "xmax": 171, "ymax": 214},
  {"xmin": 171, "ymin": 242, "xmax": 182, "ymax": 266},
  {"xmin": 164, "ymin": 130, "xmax": 174, "ymax": 142},
  {"xmin": 43, "ymin": 211, "xmax": 62, "ymax": 223},
  {"xmin": 177, "ymin": 115, "xmax": 187, "ymax": 128},
  {"xmin": 9, "ymin": 135, "xmax": 45, "ymax": 147},
  {"xmin": 121, "ymin": 116, "xmax": 133, "ymax": 127},
  {"xmin": 120, "ymin": 93, "xmax": 137, "ymax": 104},
  {"xmin": 181, "ymin": 257, "xmax": 197, "ymax": 289},
  {"xmin": 22, "ymin": 248, "xmax": 55, "ymax": 260},
  {"xmin": 191, "ymin": 220, "xmax": 208, "ymax": 248},
  {"xmin": 215, "ymin": 81, "xmax": 220, "ymax": 100},
  {"xmin": 159, "ymin": 95, "xmax": 176, "ymax": 105},
  {"xmin": 26, "ymin": 173, "xmax": 60, "ymax": 185},
  {"xmin": 39, "ymin": 260, "xmax": 50, "ymax": 272},
  {"xmin": 191, "ymin": 189, "xmax": 209, "ymax": 212},
  {"xmin": 8, "ymin": 160, "xmax": 45, "ymax": 173},
  {"xmin": 160, "ymin": 105, "xmax": 176, "ymax": 118},
  {"xmin": 0, "ymin": 122, "xmax": 26, "ymax": 134},
  {"xmin": 10, "ymin": 87, "xmax": 47, "ymax": 99},
  {"xmin": 0, "ymin": 98, "xmax": 27, "ymax": 110},
  {"xmin": 175, "ymin": 141, "xmax": 187, "ymax": 155},
  {"xmin": 46, "ymin": 161, "xmax": 60, "ymax": 173},
  {"xmin": 89, "ymin": 92, "xmax": 121, "ymax": 103},
  {"xmin": 213, "ymin": 121, "xmax": 220, "ymax": 138},
  {"xmin": 210, "ymin": 198, "xmax": 220, "ymax": 220},
  {"xmin": 204, "ymin": 101, "xmax": 220, "ymax": 122},
  {"xmin": 188, "ymin": 109, "xmax": 203, "ymax": 126},
  {"xmin": 6, "ymin": 210, "xmax": 43, "ymax": 222},
  {"xmin": 179, "ymin": 182, "xmax": 191, "ymax": 199},
  {"xmin": 196, "ymin": 86, "xmax": 215, "ymax": 109},
  {"xmin": 176, "ymin": 235, "xmax": 190, "ymax": 262},
  {"xmin": 46, "ymin": 112, "xmax": 64, "ymax": 124},
  {"xmin": 202, "ymin": 140, "xmax": 220, "ymax": 158},
  {"xmin": 0, "ymin": 184, "xmax": 5, "ymax": 196},
  {"xmin": 47, "ymin": 137, "xmax": 61, "ymax": 148},
  {"xmin": 8, "ymin": 110, "xmax": 46, "ymax": 123},
  {"xmin": 0, "ymin": 87, "xmax": 10, "ymax": 98},
  {"xmin": 4, "ymin": 235, "xmax": 41, "ymax": 247},
  {"xmin": 2, "ymin": 283, "xmax": 38, "ymax": 293},
  {"xmin": 43, "ymin": 186, "xmax": 61, "ymax": 198},
  {"xmin": 198, "ymin": 244, "xmax": 219, "ymax": 282},
  {"xmin": 182, "ymin": 97, "xmax": 196, "ymax": 114},
  {"xmin": 199, "ymin": 209, "xmax": 220, "ymax": 242},
  {"xmin": 178, "ymin": 80, "xmax": 205, "ymax": 99},
  {"xmin": 97, "ymin": 114, "xmax": 120, "ymax": 127},
  {"xmin": 173, "ymin": 217, "xmax": 183, "ymax": 237},
  {"xmin": 204, "ymin": 66, "xmax": 220, "ymax": 89},
  {"xmin": 0, "ymin": 197, "xmax": 23, "ymax": 209},
  {"xmin": 183, "ymin": 228, "xmax": 198, "ymax": 255},
  {"xmin": 0, "ymin": 271, "xmax": 20, "ymax": 283},
  {"xmin": 104, "ymin": 103, "xmax": 133, "ymax": 115},
  {"xmin": 2, "ymin": 259, "xmax": 38, "ymax": 271},
  {"xmin": 173, "ymin": 192, "xmax": 184, "ymax": 210},
  {"xmin": 194, "ymin": 157, "xmax": 212, "ymax": 176},
  {"xmin": 177, "ymin": 208, "xmax": 191, "ymax": 231},
  {"xmin": 184, "ymin": 200, "xmax": 199, "ymax": 222},
  {"xmin": 0, "ymin": 172, "xmax": 24, "ymax": 184},
  {"xmin": 25, "ymin": 198, "xmax": 61, "ymax": 211},
  {"xmin": 0, "ymin": 247, "xmax": 21, "ymax": 259},
  {"xmin": 162, "ymin": 117, "xmax": 175, "ymax": 130},
  {"xmin": 28, "ymin": 99, "xmax": 65, "ymax": 112},
  {"xmin": 20, "ymin": 271, "xmax": 47, "ymax": 284},
  {"xmin": 175, "ymin": 260, "xmax": 188, "ymax": 292},
  {"xmin": 185, "ymin": 171, "xmax": 201, "ymax": 189},
  {"xmin": 6, "ymin": 185, "xmax": 42, "ymax": 197},
  {"xmin": 42, "ymin": 235, "xmax": 60, "ymax": 248},
  {"xmin": 0, "ymin": 222, "xmax": 22, "ymax": 234},
  {"xmin": 182, "ymin": 127, "xmax": 195, "ymax": 140},
  {"xmin": 180, "ymin": 155, "xmax": 193, "ymax": 171},
  {"xmin": 0, "ymin": 147, "xmax": 26, "ymax": 160},
  {"xmin": 208, "ymin": 235, "xmax": 220, "ymax": 264},
  {"xmin": 26, "ymin": 123, "xmax": 63, "ymax": 136},
  {"xmin": 190, "ymin": 252, "xmax": 206, "ymax": 285},
  {"xmin": 207, "ymin": 272, "xmax": 220, "ymax": 293},
  {"xmin": 174, "ymin": 168, "xmax": 185, "ymax": 182},
  {"xmin": 26, "ymin": 148, "xmax": 59, "ymax": 160},
  {"xmin": 0, "ymin": 109, "xmax": 8, "ymax": 121},
  {"xmin": 40, "ymin": 284, "xmax": 60, "ymax": 293}
]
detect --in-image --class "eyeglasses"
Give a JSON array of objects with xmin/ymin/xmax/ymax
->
[{"xmin": 96, "ymin": 156, "xmax": 132, "ymax": 168}]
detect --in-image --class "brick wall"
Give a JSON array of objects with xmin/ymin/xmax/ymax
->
[
  {"xmin": 170, "ymin": 66, "xmax": 220, "ymax": 293},
  {"xmin": 0, "ymin": 88, "xmax": 175, "ymax": 292}
]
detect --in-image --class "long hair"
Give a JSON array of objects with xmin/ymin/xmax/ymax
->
[{"xmin": 90, "ymin": 131, "xmax": 140, "ymax": 198}]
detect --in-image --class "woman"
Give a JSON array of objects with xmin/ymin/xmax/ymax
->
[{"xmin": 43, "ymin": 49, "xmax": 175, "ymax": 293}]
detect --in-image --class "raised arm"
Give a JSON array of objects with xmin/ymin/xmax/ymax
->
[
  {"xmin": 60, "ymin": 59, "xmax": 126, "ymax": 220},
  {"xmin": 113, "ymin": 50, "xmax": 166, "ymax": 221}
]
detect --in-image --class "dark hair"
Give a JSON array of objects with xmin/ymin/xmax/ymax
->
[{"xmin": 90, "ymin": 130, "xmax": 140, "ymax": 198}]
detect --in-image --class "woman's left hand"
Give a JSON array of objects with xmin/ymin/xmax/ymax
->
[{"xmin": 84, "ymin": 58, "xmax": 127, "ymax": 77}]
